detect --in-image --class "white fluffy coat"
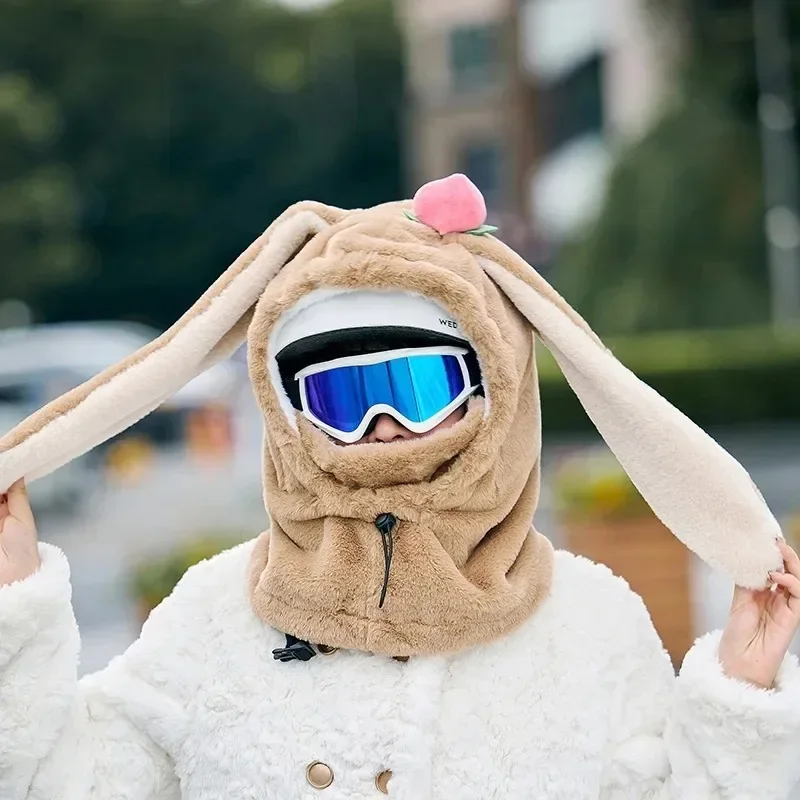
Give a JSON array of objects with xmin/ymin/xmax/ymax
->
[{"xmin": 2, "ymin": 541, "xmax": 800, "ymax": 800}]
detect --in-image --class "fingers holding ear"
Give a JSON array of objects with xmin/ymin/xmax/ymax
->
[
  {"xmin": 774, "ymin": 542, "xmax": 800, "ymax": 607},
  {"xmin": 7, "ymin": 479, "xmax": 36, "ymax": 533},
  {"xmin": 778, "ymin": 541, "xmax": 800, "ymax": 577},
  {"xmin": 0, "ymin": 478, "xmax": 40, "ymax": 586}
]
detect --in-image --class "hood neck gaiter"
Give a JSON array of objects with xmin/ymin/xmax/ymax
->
[{"xmin": 246, "ymin": 206, "xmax": 554, "ymax": 658}]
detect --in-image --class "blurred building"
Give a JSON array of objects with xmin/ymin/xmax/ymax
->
[
  {"xmin": 396, "ymin": 0, "xmax": 518, "ymax": 217},
  {"xmin": 398, "ymin": 0, "xmax": 670, "ymax": 260},
  {"xmin": 518, "ymin": 0, "xmax": 669, "ymax": 245}
]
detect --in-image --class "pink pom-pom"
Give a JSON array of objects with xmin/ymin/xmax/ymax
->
[{"xmin": 411, "ymin": 173, "xmax": 487, "ymax": 235}]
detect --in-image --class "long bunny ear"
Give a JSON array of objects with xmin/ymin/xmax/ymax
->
[
  {"xmin": 477, "ymin": 253, "xmax": 784, "ymax": 589},
  {"xmin": 0, "ymin": 202, "xmax": 337, "ymax": 493},
  {"xmin": 403, "ymin": 172, "xmax": 783, "ymax": 588}
]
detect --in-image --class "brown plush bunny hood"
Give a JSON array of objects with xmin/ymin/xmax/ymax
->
[
  {"xmin": 0, "ymin": 174, "xmax": 786, "ymax": 659},
  {"xmin": 244, "ymin": 189, "xmax": 553, "ymax": 656}
]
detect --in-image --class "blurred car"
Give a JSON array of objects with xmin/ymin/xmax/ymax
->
[{"xmin": 0, "ymin": 322, "xmax": 243, "ymax": 499}]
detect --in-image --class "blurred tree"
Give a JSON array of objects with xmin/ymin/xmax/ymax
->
[
  {"xmin": 0, "ymin": 0, "xmax": 403, "ymax": 328},
  {"xmin": 0, "ymin": 73, "xmax": 85, "ymax": 300},
  {"xmin": 559, "ymin": 96, "xmax": 768, "ymax": 333},
  {"xmin": 558, "ymin": 1, "xmax": 799, "ymax": 334}
]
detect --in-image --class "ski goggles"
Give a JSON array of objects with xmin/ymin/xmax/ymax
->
[{"xmin": 296, "ymin": 347, "xmax": 478, "ymax": 444}]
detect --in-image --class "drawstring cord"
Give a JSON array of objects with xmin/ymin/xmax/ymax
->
[
  {"xmin": 375, "ymin": 513, "xmax": 397, "ymax": 609},
  {"xmin": 272, "ymin": 513, "xmax": 399, "ymax": 664}
]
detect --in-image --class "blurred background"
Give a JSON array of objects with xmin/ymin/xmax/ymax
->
[{"xmin": 0, "ymin": 0, "xmax": 799, "ymax": 715}]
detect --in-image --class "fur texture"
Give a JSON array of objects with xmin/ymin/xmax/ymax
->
[
  {"xmin": 246, "ymin": 204, "xmax": 555, "ymax": 655},
  {"xmin": 0, "ymin": 182, "xmax": 786, "ymax": 651},
  {"xmin": 411, "ymin": 173, "xmax": 487, "ymax": 234},
  {"xmin": 1, "ymin": 541, "xmax": 799, "ymax": 799},
  {"xmin": 0, "ymin": 203, "xmax": 340, "ymax": 486},
  {"xmin": 478, "ymin": 258, "xmax": 784, "ymax": 587}
]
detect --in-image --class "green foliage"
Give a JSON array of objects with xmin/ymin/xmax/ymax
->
[
  {"xmin": 553, "ymin": 451, "xmax": 649, "ymax": 522},
  {"xmin": 129, "ymin": 533, "xmax": 245, "ymax": 612},
  {"xmin": 559, "ymin": 99, "xmax": 767, "ymax": 334},
  {"xmin": 558, "ymin": 0, "xmax": 800, "ymax": 335},
  {"xmin": 0, "ymin": 73, "xmax": 85, "ymax": 298},
  {"xmin": 0, "ymin": 0, "xmax": 404, "ymax": 327},
  {"xmin": 537, "ymin": 325, "xmax": 800, "ymax": 432}
]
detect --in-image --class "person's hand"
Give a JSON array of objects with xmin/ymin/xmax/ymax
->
[
  {"xmin": 0, "ymin": 479, "xmax": 40, "ymax": 587},
  {"xmin": 719, "ymin": 541, "xmax": 800, "ymax": 689}
]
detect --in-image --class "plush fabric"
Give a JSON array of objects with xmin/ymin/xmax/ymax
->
[
  {"xmin": 245, "ymin": 202, "xmax": 555, "ymax": 655},
  {"xmin": 2, "ymin": 541, "xmax": 799, "ymax": 800},
  {"xmin": 0, "ymin": 202, "xmax": 341, "ymax": 483},
  {"xmin": 477, "ymin": 258, "xmax": 784, "ymax": 587},
  {"xmin": 0, "ymin": 175, "xmax": 786, "ymax": 652},
  {"xmin": 410, "ymin": 172, "xmax": 487, "ymax": 234}
]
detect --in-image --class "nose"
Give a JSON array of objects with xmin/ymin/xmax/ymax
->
[{"xmin": 366, "ymin": 414, "xmax": 417, "ymax": 444}]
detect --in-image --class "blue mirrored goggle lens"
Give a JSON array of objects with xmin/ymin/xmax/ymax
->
[{"xmin": 303, "ymin": 353, "xmax": 466, "ymax": 434}]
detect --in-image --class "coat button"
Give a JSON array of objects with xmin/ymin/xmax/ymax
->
[
  {"xmin": 317, "ymin": 644, "xmax": 338, "ymax": 655},
  {"xmin": 375, "ymin": 770, "xmax": 392, "ymax": 794},
  {"xmin": 306, "ymin": 761, "xmax": 334, "ymax": 789}
]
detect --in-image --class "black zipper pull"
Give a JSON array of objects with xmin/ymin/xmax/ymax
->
[
  {"xmin": 272, "ymin": 634, "xmax": 317, "ymax": 663},
  {"xmin": 374, "ymin": 513, "xmax": 397, "ymax": 609}
]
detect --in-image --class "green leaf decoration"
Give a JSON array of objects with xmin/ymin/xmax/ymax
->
[
  {"xmin": 402, "ymin": 212, "xmax": 497, "ymax": 236},
  {"xmin": 467, "ymin": 224, "xmax": 499, "ymax": 236}
]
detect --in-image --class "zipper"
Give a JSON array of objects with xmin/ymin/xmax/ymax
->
[{"xmin": 374, "ymin": 513, "xmax": 398, "ymax": 609}]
